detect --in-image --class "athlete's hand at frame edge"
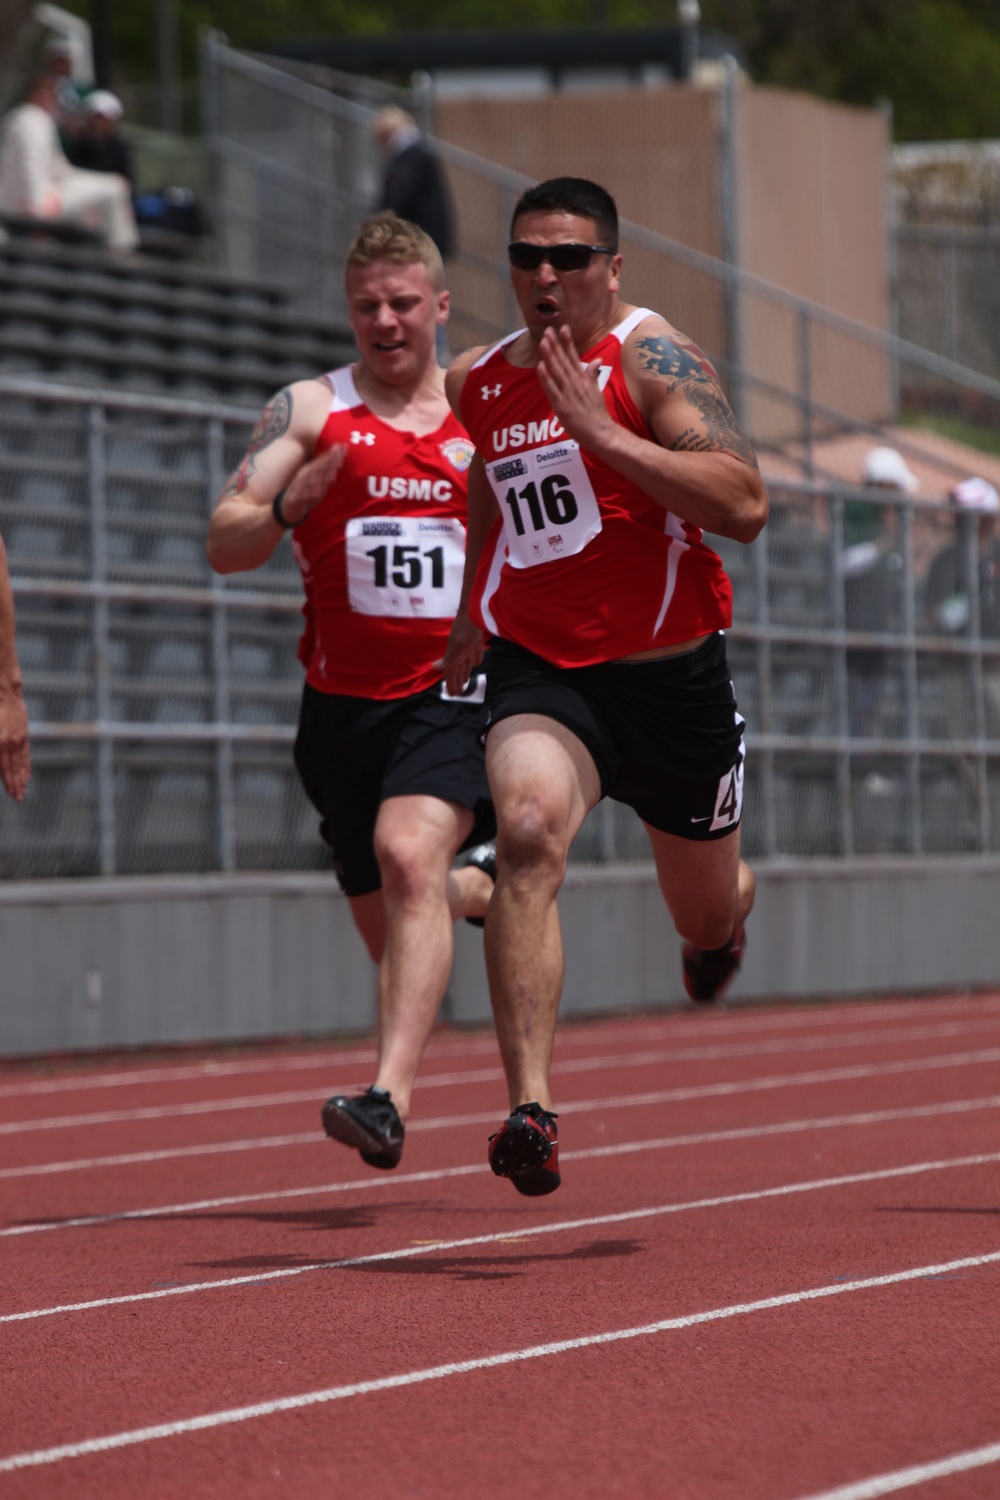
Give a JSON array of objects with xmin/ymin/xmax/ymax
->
[
  {"xmin": 436, "ymin": 610, "xmax": 485, "ymax": 698},
  {"xmin": 0, "ymin": 688, "xmax": 31, "ymax": 801}
]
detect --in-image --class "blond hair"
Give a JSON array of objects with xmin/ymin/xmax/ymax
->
[{"xmin": 345, "ymin": 212, "xmax": 444, "ymax": 291}]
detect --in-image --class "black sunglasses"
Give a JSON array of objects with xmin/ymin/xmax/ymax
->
[{"xmin": 507, "ymin": 242, "xmax": 616, "ymax": 272}]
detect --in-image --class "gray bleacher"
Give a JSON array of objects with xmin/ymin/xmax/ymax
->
[{"xmin": 0, "ymin": 238, "xmax": 356, "ymax": 402}]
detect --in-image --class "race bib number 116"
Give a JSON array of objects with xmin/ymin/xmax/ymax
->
[{"xmin": 486, "ymin": 438, "xmax": 602, "ymax": 569}]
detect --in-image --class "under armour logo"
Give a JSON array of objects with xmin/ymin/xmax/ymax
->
[
  {"xmin": 481, "ymin": 384, "xmax": 502, "ymax": 400},
  {"xmin": 350, "ymin": 430, "xmax": 375, "ymax": 445}
]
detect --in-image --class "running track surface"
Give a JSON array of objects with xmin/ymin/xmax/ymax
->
[{"xmin": 3, "ymin": 993, "xmax": 1000, "ymax": 1500}]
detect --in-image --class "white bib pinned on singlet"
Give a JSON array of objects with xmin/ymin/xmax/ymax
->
[
  {"xmin": 345, "ymin": 515, "xmax": 465, "ymax": 617},
  {"xmin": 484, "ymin": 438, "xmax": 602, "ymax": 570}
]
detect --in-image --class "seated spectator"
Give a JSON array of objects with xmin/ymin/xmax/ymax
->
[
  {"xmin": 843, "ymin": 446, "xmax": 918, "ymax": 739},
  {"xmin": 926, "ymin": 477, "xmax": 1000, "ymax": 636},
  {"xmin": 925, "ymin": 476, "xmax": 1000, "ymax": 738},
  {"xmin": 64, "ymin": 91, "xmax": 133, "ymax": 189},
  {"xmin": 0, "ymin": 74, "xmax": 139, "ymax": 254}
]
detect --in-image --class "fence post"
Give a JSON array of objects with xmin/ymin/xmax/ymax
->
[
  {"xmin": 830, "ymin": 490, "xmax": 854, "ymax": 855},
  {"xmin": 207, "ymin": 416, "xmax": 236, "ymax": 872},
  {"xmin": 798, "ymin": 307, "xmax": 813, "ymax": 480},
  {"xmin": 88, "ymin": 403, "xmax": 116, "ymax": 875},
  {"xmin": 718, "ymin": 55, "xmax": 744, "ymax": 425},
  {"xmin": 900, "ymin": 501, "xmax": 922, "ymax": 853},
  {"xmin": 198, "ymin": 29, "xmax": 224, "ymax": 274},
  {"xmin": 751, "ymin": 526, "xmax": 776, "ymax": 857},
  {"xmin": 964, "ymin": 513, "xmax": 990, "ymax": 850}
]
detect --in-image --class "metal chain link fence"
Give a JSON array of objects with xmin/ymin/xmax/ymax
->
[
  {"xmin": 3, "ymin": 377, "xmax": 1000, "ymax": 880},
  {"xmin": 895, "ymin": 225, "xmax": 1000, "ymax": 383}
]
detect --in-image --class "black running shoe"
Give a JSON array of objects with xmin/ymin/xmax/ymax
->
[
  {"xmin": 321, "ymin": 1085, "xmax": 404, "ymax": 1169},
  {"xmin": 682, "ymin": 923, "xmax": 746, "ymax": 1003},
  {"xmin": 488, "ymin": 1101, "xmax": 560, "ymax": 1196},
  {"xmin": 464, "ymin": 840, "xmax": 497, "ymax": 929}
]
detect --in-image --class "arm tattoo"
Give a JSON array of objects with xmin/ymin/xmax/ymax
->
[
  {"xmin": 635, "ymin": 334, "xmax": 757, "ymax": 468},
  {"xmin": 682, "ymin": 383, "xmax": 759, "ymax": 468},
  {"xmin": 220, "ymin": 388, "xmax": 293, "ymax": 499}
]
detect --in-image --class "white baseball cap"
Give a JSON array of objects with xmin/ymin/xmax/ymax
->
[
  {"xmin": 950, "ymin": 476, "xmax": 1000, "ymax": 513},
  {"xmin": 863, "ymin": 446, "xmax": 920, "ymax": 494},
  {"xmin": 84, "ymin": 90, "xmax": 124, "ymax": 121}
]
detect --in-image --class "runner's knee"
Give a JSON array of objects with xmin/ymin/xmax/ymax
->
[
  {"xmin": 375, "ymin": 824, "xmax": 446, "ymax": 902},
  {"xmin": 496, "ymin": 793, "xmax": 571, "ymax": 886}
]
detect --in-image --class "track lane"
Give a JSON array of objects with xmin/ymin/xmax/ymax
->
[
  {"xmin": 5, "ymin": 996, "xmax": 1000, "ymax": 1499},
  {"xmin": 2, "ymin": 1244, "xmax": 999, "ymax": 1498}
]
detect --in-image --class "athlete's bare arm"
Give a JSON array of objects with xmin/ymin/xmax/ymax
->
[
  {"xmin": 443, "ymin": 346, "xmax": 487, "ymax": 417},
  {"xmin": 440, "ymin": 354, "xmax": 497, "ymax": 696},
  {"xmin": 0, "ymin": 532, "xmax": 30, "ymax": 801},
  {"xmin": 536, "ymin": 317, "xmax": 767, "ymax": 543},
  {"xmin": 206, "ymin": 379, "xmax": 347, "ymax": 575}
]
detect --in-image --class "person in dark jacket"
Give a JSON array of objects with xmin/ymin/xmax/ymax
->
[
  {"xmin": 372, "ymin": 107, "xmax": 454, "ymax": 261},
  {"xmin": 65, "ymin": 91, "xmax": 133, "ymax": 187}
]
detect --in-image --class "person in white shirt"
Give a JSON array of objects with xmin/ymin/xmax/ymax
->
[{"xmin": 0, "ymin": 74, "xmax": 138, "ymax": 253}]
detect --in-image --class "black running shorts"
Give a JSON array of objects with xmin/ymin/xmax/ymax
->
[
  {"xmin": 294, "ymin": 675, "xmax": 496, "ymax": 896},
  {"xmin": 485, "ymin": 633, "xmax": 745, "ymax": 841}
]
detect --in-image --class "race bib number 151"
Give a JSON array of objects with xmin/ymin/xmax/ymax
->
[
  {"xmin": 345, "ymin": 515, "xmax": 465, "ymax": 617},
  {"xmin": 485, "ymin": 439, "xmax": 602, "ymax": 569}
]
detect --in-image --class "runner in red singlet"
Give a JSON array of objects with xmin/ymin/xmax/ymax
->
[
  {"xmin": 441, "ymin": 178, "xmax": 768, "ymax": 1196},
  {"xmin": 208, "ymin": 214, "xmax": 496, "ymax": 1172}
]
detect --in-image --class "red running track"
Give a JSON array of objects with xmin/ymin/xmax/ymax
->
[{"xmin": 3, "ymin": 992, "xmax": 1000, "ymax": 1499}]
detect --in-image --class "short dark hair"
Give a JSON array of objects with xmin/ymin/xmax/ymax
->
[{"xmin": 510, "ymin": 177, "xmax": 619, "ymax": 250}]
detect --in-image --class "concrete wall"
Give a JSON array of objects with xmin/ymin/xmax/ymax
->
[{"xmin": 2, "ymin": 858, "xmax": 998, "ymax": 1056}]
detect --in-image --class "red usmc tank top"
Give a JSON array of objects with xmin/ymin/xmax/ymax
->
[
  {"xmin": 460, "ymin": 307, "xmax": 733, "ymax": 666},
  {"xmin": 291, "ymin": 365, "xmax": 475, "ymax": 699}
]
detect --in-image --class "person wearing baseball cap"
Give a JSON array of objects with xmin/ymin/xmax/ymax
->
[
  {"xmin": 927, "ymin": 476, "xmax": 1000, "ymax": 637},
  {"xmin": 66, "ymin": 90, "xmax": 133, "ymax": 187},
  {"xmin": 842, "ymin": 447, "xmax": 919, "ymax": 739}
]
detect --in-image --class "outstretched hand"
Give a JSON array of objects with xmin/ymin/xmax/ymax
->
[
  {"xmin": 536, "ymin": 325, "xmax": 614, "ymax": 450},
  {"xmin": 278, "ymin": 443, "xmax": 347, "ymax": 527},
  {"xmin": 436, "ymin": 611, "xmax": 485, "ymax": 698}
]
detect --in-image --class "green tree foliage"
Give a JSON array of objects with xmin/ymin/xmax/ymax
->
[
  {"xmin": 700, "ymin": 0, "xmax": 1000, "ymax": 139},
  {"xmin": 45, "ymin": 0, "xmax": 1000, "ymax": 141}
]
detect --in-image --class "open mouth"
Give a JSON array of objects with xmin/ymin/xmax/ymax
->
[{"xmin": 533, "ymin": 298, "xmax": 560, "ymax": 322}]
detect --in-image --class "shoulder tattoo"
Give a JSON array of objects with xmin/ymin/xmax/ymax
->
[
  {"xmin": 221, "ymin": 388, "xmax": 294, "ymax": 498},
  {"xmin": 635, "ymin": 334, "xmax": 757, "ymax": 468},
  {"xmin": 634, "ymin": 333, "xmax": 718, "ymax": 389}
]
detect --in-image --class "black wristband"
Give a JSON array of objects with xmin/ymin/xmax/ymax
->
[{"xmin": 272, "ymin": 490, "xmax": 296, "ymax": 529}]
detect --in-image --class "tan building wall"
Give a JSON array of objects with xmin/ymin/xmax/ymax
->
[
  {"xmin": 435, "ymin": 81, "xmax": 890, "ymax": 450},
  {"xmin": 737, "ymin": 86, "xmax": 891, "ymax": 449}
]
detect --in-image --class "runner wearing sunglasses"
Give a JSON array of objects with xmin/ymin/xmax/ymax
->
[{"xmin": 440, "ymin": 176, "xmax": 768, "ymax": 1196}]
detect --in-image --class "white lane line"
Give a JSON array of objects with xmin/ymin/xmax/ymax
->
[
  {"xmin": 5, "ymin": 1041, "xmax": 1000, "ymax": 1141},
  {"xmin": 792, "ymin": 1440, "xmax": 1000, "ymax": 1499},
  {"xmin": 3, "ymin": 1149, "xmax": 998, "ymax": 1324},
  {"xmin": 4, "ymin": 994, "xmax": 995, "ymax": 1101},
  {"xmin": 6, "ymin": 1080, "xmax": 1000, "ymax": 1184},
  {"xmin": 2, "ymin": 1246, "xmax": 1000, "ymax": 1475},
  {"xmin": 6, "ymin": 1094, "xmax": 1000, "ymax": 1238}
]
